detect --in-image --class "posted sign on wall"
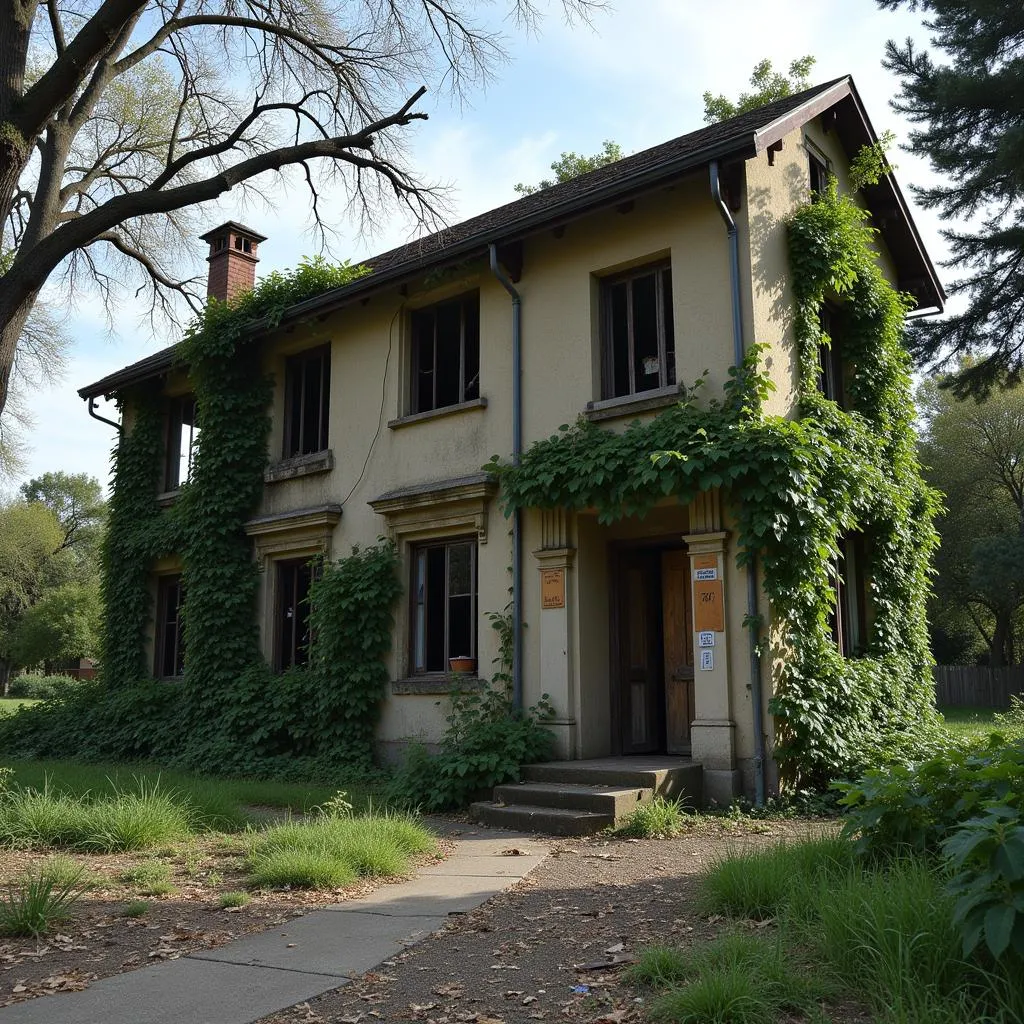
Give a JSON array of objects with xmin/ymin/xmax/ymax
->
[
  {"xmin": 541, "ymin": 568, "xmax": 565, "ymax": 610},
  {"xmin": 693, "ymin": 579, "xmax": 725, "ymax": 633}
]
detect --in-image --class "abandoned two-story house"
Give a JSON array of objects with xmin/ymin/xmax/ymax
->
[{"xmin": 80, "ymin": 77, "xmax": 943, "ymax": 814}]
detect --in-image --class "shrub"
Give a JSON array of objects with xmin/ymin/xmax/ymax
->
[
  {"xmin": 387, "ymin": 687, "xmax": 556, "ymax": 811},
  {"xmin": 0, "ymin": 863, "xmax": 88, "ymax": 937},
  {"xmin": 995, "ymin": 695, "xmax": 1024, "ymax": 733},
  {"xmin": 615, "ymin": 797, "xmax": 688, "ymax": 839},
  {"xmin": 7, "ymin": 674, "xmax": 81, "ymax": 700}
]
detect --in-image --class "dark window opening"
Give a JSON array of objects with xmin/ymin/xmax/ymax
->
[
  {"xmin": 411, "ymin": 292, "xmax": 480, "ymax": 413},
  {"xmin": 284, "ymin": 346, "xmax": 331, "ymax": 458},
  {"xmin": 164, "ymin": 395, "xmax": 200, "ymax": 491},
  {"xmin": 411, "ymin": 539, "xmax": 477, "ymax": 674},
  {"xmin": 829, "ymin": 533, "xmax": 869, "ymax": 658},
  {"xmin": 809, "ymin": 148, "xmax": 830, "ymax": 198},
  {"xmin": 276, "ymin": 558, "xmax": 317, "ymax": 671},
  {"xmin": 155, "ymin": 575, "xmax": 185, "ymax": 678},
  {"xmin": 817, "ymin": 306, "xmax": 845, "ymax": 406},
  {"xmin": 602, "ymin": 263, "xmax": 675, "ymax": 399}
]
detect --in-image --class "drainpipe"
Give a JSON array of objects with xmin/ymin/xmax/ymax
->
[
  {"xmin": 710, "ymin": 160, "xmax": 767, "ymax": 807},
  {"xmin": 488, "ymin": 245, "xmax": 524, "ymax": 710},
  {"xmin": 87, "ymin": 396, "xmax": 122, "ymax": 434}
]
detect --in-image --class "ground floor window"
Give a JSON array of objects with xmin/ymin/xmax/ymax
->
[
  {"xmin": 831, "ymin": 533, "xmax": 869, "ymax": 657},
  {"xmin": 155, "ymin": 574, "xmax": 185, "ymax": 678},
  {"xmin": 411, "ymin": 538, "xmax": 477, "ymax": 674},
  {"xmin": 276, "ymin": 558, "xmax": 316, "ymax": 670}
]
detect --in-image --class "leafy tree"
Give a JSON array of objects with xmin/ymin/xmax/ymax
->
[
  {"xmin": 0, "ymin": 0, "xmax": 596, "ymax": 466},
  {"xmin": 12, "ymin": 580, "xmax": 101, "ymax": 672},
  {"xmin": 703, "ymin": 56, "xmax": 816, "ymax": 123},
  {"xmin": 20, "ymin": 471, "xmax": 105, "ymax": 554},
  {"xmin": 0, "ymin": 499, "xmax": 63, "ymax": 691},
  {"xmin": 918, "ymin": 372, "xmax": 1024, "ymax": 665},
  {"xmin": 514, "ymin": 140, "xmax": 624, "ymax": 195},
  {"xmin": 878, "ymin": 1, "xmax": 1024, "ymax": 396}
]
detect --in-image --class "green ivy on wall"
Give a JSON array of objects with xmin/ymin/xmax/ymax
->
[{"xmin": 487, "ymin": 173, "xmax": 940, "ymax": 788}]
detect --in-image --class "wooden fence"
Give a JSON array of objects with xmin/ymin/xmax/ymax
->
[{"xmin": 934, "ymin": 665, "xmax": 1024, "ymax": 709}]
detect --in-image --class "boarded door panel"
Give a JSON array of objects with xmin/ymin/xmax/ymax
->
[
  {"xmin": 618, "ymin": 552, "xmax": 661, "ymax": 754},
  {"xmin": 661, "ymin": 549, "xmax": 694, "ymax": 753}
]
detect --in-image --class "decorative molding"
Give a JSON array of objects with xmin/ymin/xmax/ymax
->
[
  {"xmin": 388, "ymin": 397, "xmax": 487, "ymax": 430},
  {"xmin": 532, "ymin": 546, "xmax": 576, "ymax": 569},
  {"xmin": 540, "ymin": 507, "xmax": 573, "ymax": 551},
  {"xmin": 245, "ymin": 503, "xmax": 342, "ymax": 559},
  {"xmin": 369, "ymin": 473, "xmax": 497, "ymax": 544},
  {"xmin": 682, "ymin": 529, "xmax": 728, "ymax": 555},
  {"xmin": 264, "ymin": 449, "xmax": 334, "ymax": 484},
  {"xmin": 689, "ymin": 488, "xmax": 723, "ymax": 533}
]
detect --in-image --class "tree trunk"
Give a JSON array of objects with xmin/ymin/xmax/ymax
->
[
  {"xmin": 0, "ymin": 297, "xmax": 35, "ymax": 418},
  {"xmin": 991, "ymin": 608, "xmax": 1012, "ymax": 667},
  {"xmin": 0, "ymin": 660, "xmax": 9, "ymax": 698}
]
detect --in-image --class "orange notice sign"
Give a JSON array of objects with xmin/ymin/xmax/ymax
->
[
  {"xmin": 541, "ymin": 568, "xmax": 565, "ymax": 610},
  {"xmin": 693, "ymin": 579, "xmax": 725, "ymax": 633},
  {"xmin": 692, "ymin": 553, "xmax": 717, "ymax": 572}
]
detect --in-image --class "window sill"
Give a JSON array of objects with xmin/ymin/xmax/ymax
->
[
  {"xmin": 156, "ymin": 490, "xmax": 180, "ymax": 508},
  {"xmin": 391, "ymin": 676, "xmax": 485, "ymax": 696},
  {"xmin": 388, "ymin": 397, "xmax": 487, "ymax": 430},
  {"xmin": 584, "ymin": 385, "xmax": 685, "ymax": 423},
  {"xmin": 265, "ymin": 449, "xmax": 334, "ymax": 484}
]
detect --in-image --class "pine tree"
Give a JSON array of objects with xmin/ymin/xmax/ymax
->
[{"xmin": 878, "ymin": 2, "xmax": 1024, "ymax": 396}]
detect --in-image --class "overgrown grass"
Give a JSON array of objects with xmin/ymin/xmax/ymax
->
[
  {"xmin": 0, "ymin": 862, "xmax": 88, "ymax": 937},
  {"xmin": 246, "ymin": 813, "xmax": 436, "ymax": 890},
  {"xmin": 614, "ymin": 797, "xmax": 688, "ymax": 839},
  {"xmin": 0, "ymin": 699, "xmax": 40, "ymax": 717},
  {"xmin": 117, "ymin": 860, "xmax": 176, "ymax": 896},
  {"xmin": 3, "ymin": 760, "xmax": 382, "ymax": 828},
  {"xmin": 0, "ymin": 782, "xmax": 192, "ymax": 851},
  {"xmin": 628, "ymin": 932, "xmax": 835, "ymax": 1024},
  {"xmin": 219, "ymin": 891, "xmax": 249, "ymax": 909},
  {"xmin": 939, "ymin": 706, "xmax": 999, "ymax": 742},
  {"xmin": 122, "ymin": 899, "xmax": 150, "ymax": 918},
  {"xmin": 679, "ymin": 837, "xmax": 1024, "ymax": 1024}
]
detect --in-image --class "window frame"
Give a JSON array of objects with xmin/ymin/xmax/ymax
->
[
  {"xmin": 154, "ymin": 574, "xmax": 185, "ymax": 679},
  {"xmin": 163, "ymin": 395, "xmax": 199, "ymax": 492},
  {"xmin": 274, "ymin": 556, "xmax": 319, "ymax": 671},
  {"xmin": 806, "ymin": 139, "xmax": 832, "ymax": 199},
  {"xmin": 817, "ymin": 304, "xmax": 845, "ymax": 406},
  {"xmin": 600, "ymin": 261, "xmax": 675, "ymax": 400},
  {"xmin": 408, "ymin": 537, "xmax": 478, "ymax": 675},
  {"xmin": 409, "ymin": 291, "xmax": 481, "ymax": 415},
  {"xmin": 283, "ymin": 345, "xmax": 331, "ymax": 459},
  {"xmin": 830, "ymin": 534, "xmax": 869, "ymax": 658}
]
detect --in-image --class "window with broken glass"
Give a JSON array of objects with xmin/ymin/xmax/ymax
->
[
  {"xmin": 410, "ymin": 538, "xmax": 477, "ymax": 674},
  {"xmin": 164, "ymin": 395, "xmax": 200, "ymax": 491},
  {"xmin": 411, "ymin": 292, "xmax": 480, "ymax": 413},
  {"xmin": 601, "ymin": 263, "xmax": 676, "ymax": 399},
  {"xmin": 284, "ymin": 346, "xmax": 331, "ymax": 458}
]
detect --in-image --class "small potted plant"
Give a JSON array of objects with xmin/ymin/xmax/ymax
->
[{"xmin": 448, "ymin": 655, "xmax": 476, "ymax": 675}]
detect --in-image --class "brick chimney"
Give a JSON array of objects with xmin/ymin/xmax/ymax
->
[{"xmin": 199, "ymin": 221, "xmax": 267, "ymax": 303}]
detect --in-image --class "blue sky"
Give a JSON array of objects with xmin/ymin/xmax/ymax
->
[{"xmin": 11, "ymin": 0, "xmax": 940, "ymax": 494}]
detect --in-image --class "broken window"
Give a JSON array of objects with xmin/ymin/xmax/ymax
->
[
  {"xmin": 829, "ymin": 533, "xmax": 869, "ymax": 658},
  {"xmin": 411, "ymin": 292, "xmax": 480, "ymax": 413},
  {"xmin": 284, "ymin": 345, "xmax": 331, "ymax": 458},
  {"xmin": 275, "ymin": 558, "xmax": 316, "ymax": 671},
  {"xmin": 411, "ymin": 539, "xmax": 477, "ymax": 674},
  {"xmin": 155, "ymin": 574, "xmax": 185, "ymax": 678},
  {"xmin": 164, "ymin": 395, "xmax": 200, "ymax": 491},
  {"xmin": 602, "ymin": 263, "xmax": 675, "ymax": 399}
]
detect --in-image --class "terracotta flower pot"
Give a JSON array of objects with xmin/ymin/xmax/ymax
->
[{"xmin": 448, "ymin": 656, "xmax": 477, "ymax": 675}]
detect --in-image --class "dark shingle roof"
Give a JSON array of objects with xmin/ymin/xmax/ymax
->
[{"xmin": 80, "ymin": 77, "xmax": 942, "ymax": 399}]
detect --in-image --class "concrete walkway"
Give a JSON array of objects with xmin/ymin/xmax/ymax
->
[{"xmin": 0, "ymin": 821, "xmax": 549, "ymax": 1024}]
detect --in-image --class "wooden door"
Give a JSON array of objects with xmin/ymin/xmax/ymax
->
[
  {"xmin": 661, "ymin": 549, "xmax": 694, "ymax": 753},
  {"xmin": 617, "ymin": 551, "xmax": 662, "ymax": 754}
]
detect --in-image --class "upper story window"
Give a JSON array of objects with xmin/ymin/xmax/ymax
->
[
  {"xmin": 411, "ymin": 292, "xmax": 480, "ymax": 414},
  {"xmin": 155, "ymin": 574, "xmax": 185, "ymax": 678},
  {"xmin": 807, "ymin": 142, "xmax": 831, "ymax": 199},
  {"xmin": 284, "ymin": 345, "xmax": 330, "ymax": 458},
  {"xmin": 164, "ymin": 395, "xmax": 199, "ymax": 491},
  {"xmin": 817, "ymin": 305, "xmax": 845, "ymax": 406},
  {"xmin": 411, "ymin": 538, "xmax": 477, "ymax": 674},
  {"xmin": 830, "ymin": 533, "xmax": 868, "ymax": 658},
  {"xmin": 601, "ymin": 262, "xmax": 675, "ymax": 400}
]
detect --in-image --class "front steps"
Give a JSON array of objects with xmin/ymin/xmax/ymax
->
[{"xmin": 470, "ymin": 757, "xmax": 703, "ymax": 836}]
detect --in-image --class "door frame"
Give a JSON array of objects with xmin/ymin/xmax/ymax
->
[{"xmin": 608, "ymin": 535, "xmax": 688, "ymax": 756}]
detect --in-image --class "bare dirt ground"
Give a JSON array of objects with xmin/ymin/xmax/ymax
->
[
  {"xmin": 255, "ymin": 817, "xmax": 866, "ymax": 1024},
  {"xmin": 0, "ymin": 833, "xmax": 454, "ymax": 1007}
]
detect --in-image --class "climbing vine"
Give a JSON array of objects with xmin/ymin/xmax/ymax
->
[{"xmin": 488, "ymin": 172, "xmax": 940, "ymax": 787}]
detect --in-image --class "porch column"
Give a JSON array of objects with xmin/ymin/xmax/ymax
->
[
  {"xmin": 532, "ymin": 508, "xmax": 576, "ymax": 759},
  {"xmin": 683, "ymin": 514, "xmax": 742, "ymax": 805}
]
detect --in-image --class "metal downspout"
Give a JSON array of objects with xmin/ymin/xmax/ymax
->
[
  {"xmin": 710, "ymin": 160, "xmax": 767, "ymax": 807},
  {"xmin": 489, "ymin": 245, "xmax": 524, "ymax": 710},
  {"xmin": 87, "ymin": 397, "xmax": 122, "ymax": 434}
]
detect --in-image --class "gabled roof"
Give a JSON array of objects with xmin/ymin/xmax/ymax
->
[{"xmin": 80, "ymin": 76, "xmax": 943, "ymax": 400}]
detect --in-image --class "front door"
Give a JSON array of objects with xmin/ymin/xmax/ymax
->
[
  {"xmin": 661, "ymin": 549, "xmax": 694, "ymax": 753},
  {"xmin": 617, "ymin": 550, "xmax": 662, "ymax": 754}
]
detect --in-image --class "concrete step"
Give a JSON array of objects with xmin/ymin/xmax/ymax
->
[
  {"xmin": 521, "ymin": 759, "xmax": 703, "ymax": 805},
  {"xmin": 469, "ymin": 801, "xmax": 613, "ymax": 837},
  {"xmin": 492, "ymin": 781, "xmax": 651, "ymax": 817}
]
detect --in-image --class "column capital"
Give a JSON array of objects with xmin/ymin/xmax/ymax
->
[
  {"xmin": 682, "ymin": 530, "xmax": 728, "ymax": 554},
  {"xmin": 532, "ymin": 546, "xmax": 576, "ymax": 568}
]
